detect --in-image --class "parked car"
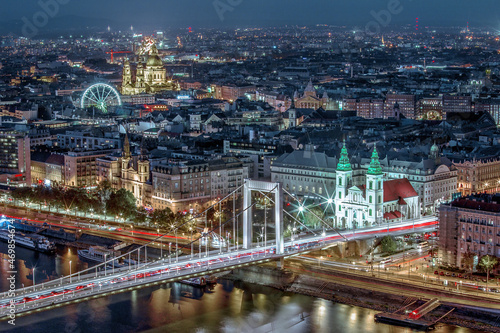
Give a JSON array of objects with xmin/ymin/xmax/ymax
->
[
  {"xmin": 434, "ymin": 270, "xmax": 439, "ymax": 275},
  {"xmin": 439, "ymin": 271, "xmax": 445, "ymax": 276}
]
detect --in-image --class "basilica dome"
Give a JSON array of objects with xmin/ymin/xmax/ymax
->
[{"xmin": 146, "ymin": 45, "xmax": 163, "ymax": 67}]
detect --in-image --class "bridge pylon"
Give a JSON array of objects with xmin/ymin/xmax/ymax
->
[{"xmin": 242, "ymin": 180, "xmax": 284, "ymax": 254}]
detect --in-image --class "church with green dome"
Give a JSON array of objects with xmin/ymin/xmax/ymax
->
[
  {"xmin": 335, "ymin": 144, "xmax": 421, "ymax": 229},
  {"xmin": 121, "ymin": 44, "xmax": 180, "ymax": 95}
]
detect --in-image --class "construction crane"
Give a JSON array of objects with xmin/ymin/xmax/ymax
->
[{"xmin": 106, "ymin": 49, "xmax": 132, "ymax": 63}]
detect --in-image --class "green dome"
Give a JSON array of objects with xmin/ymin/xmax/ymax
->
[
  {"xmin": 337, "ymin": 141, "xmax": 352, "ymax": 171},
  {"xmin": 367, "ymin": 145, "xmax": 383, "ymax": 175}
]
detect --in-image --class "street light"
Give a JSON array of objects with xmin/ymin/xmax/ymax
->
[
  {"xmin": 175, "ymin": 229, "xmax": 178, "ymax": 263},
  {"xmin": 158, "ymin": 228, "xmax": 162, "ymax": 258},
  {"xmin": 33, "ymin": 267, "xmax": 35, "ymax": 288},
  {"xmin": 69, "ymin": 261, "xmax": 72, "ymax": 283},
  {"xmin": 190, "ymin": 227, "xmax": 193, "ymax": 259}
]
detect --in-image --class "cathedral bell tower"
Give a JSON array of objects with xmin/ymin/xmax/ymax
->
[
  {"xmin": 366, "ymin": 144, "xmax": 384, "ymax": 225},
  {"xmin": 122, "ymin": 59, "xmax": 132, "ymax": 86},
  {"xmin": 335, "ymin": 140, "xmax": 352, "ymax": 227},
  {"xmin": 122, "ymin": 132, "xmax": 131, "ymax": 174},
  {"xmin": 288, "ymin": 97, "xmax": 297, "ymax": 128}
]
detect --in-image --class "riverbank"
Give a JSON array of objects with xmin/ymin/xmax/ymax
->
[{"xmin": 223, "ymin": 264, "xmax": 500, "ymax": 332}]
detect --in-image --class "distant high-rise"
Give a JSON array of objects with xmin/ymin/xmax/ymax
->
[
  {"xmin": 384, "ymin": 94, "xmax": 416, "ymax": 119},
  {"xmin": 0, "ymin": 129, "xmax": 30, "ymax": 186},
  {"xmin": 443, "ymin": 95, "xmax": 472, "ymax": 119},
  {"xmin": 356, "ymin": 98, "xmax": 384, "ymax": 119},
  {"xmin": 417, "ymin": 97, "xmax": 443, "ymax": 120}
]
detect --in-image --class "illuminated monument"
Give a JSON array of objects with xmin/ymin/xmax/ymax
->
[{"xmin": 121, "ymin": 41, "xmax": 179, "ymax": 95}]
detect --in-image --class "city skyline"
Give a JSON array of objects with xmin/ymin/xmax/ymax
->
[
  {"xmin": 0, "ymin": 0, "xmax": 499, "ymax": 36},
  {"xmin": 0, "ymin": 3, "xmax": 499, "ymax": 332}
]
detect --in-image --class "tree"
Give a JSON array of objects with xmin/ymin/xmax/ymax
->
[
  {"xmin": 11, "ymin": 187, "xmax": 34, "ymax": 204},
  {"xmin": 380, "ymin": 236, "xmax": 397, "ymax": 254},
  {"xmin": 95, "ymin": 180, "xmax": 113, "ymax": 211},
  {"xmin": 302, "ymin": 206, "xmax": 325, "ymax": 229},
  {"xmin": 478, "ymin": 255, "xmax": 499, "ymax": 285},
  {"xmin": 106, "ymin": 188, "xmax": 137, "ymax": 219},
  {"xmin": 461, "ymin": 251, "xmax": 476, "ymax": 275},
  {"xmin": 133, "ymin": 206, "xmax": 149, "ymax": 225},
  {"xmin": 151, "ymin": 208, "xmax": 174, "ymax": 228}
]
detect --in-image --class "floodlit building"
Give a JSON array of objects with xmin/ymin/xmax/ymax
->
[
  {"xmin": 121, "ymin": 45, "xmax": 179, "ymax": 95},
  {"xmin": 439, "ymin": 194, "xmax": 500, "ymax": 273},
  {"xmin": 0, "ymin": 129, "xmax": 30, "ymax": 185},
  {"xmin": 335, "ymin": 143, "xmax": 420, "ymax": 229}
]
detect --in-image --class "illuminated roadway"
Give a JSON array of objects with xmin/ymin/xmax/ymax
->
[{"xmin": 0, "ymin": 217, "xmax": 438, "ymax": 320}]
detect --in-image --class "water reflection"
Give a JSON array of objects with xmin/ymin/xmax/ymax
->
[
  {"xmin": 0, "ymin": 243, "xmax": 89, "ymax": 292},
  {"xmin": 1, "ymin": 280, "xmax": 474, "ymax": 333},
  {"xmin": 0, "ymin": 244, "xmax": 476, "ymax": 333}
]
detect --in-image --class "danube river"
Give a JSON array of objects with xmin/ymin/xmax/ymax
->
[{"xmin": 0, "ymin": 242, "xmax": 478, "ymax": 333}]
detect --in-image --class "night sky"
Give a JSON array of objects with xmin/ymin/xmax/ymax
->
[{"xmin": 0, "ymin": 0, "xmax": 499, "ymax": 31}]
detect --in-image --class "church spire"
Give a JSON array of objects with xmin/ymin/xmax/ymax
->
[
  {"xmin": 139, "ymin": 135, "xmax": 148, "ymax": 161},
  {"xmin": 337, "ymin": 139, "xmax": 352, "ymax": 171},
  {"xmin": 123, "ymin": 132, "xmax": 131, "ymax": 159},
  {"xmin": 367, "ymin": 144, "xmax": 383, "ymax": 175}
]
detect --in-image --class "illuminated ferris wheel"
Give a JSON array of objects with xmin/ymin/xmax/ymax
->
[{"xmin": 80, "ymin": 83, "xmax": 122, "ymax": 113}]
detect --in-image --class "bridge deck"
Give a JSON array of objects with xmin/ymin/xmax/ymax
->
[{"xmin": 0, "ymin": 217, "xmax": 438, "ymax": 320}]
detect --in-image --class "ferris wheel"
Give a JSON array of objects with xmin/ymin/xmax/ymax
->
[{"xmin": 80, "ymin": 83, "xmax": 122, "ymax": 112}]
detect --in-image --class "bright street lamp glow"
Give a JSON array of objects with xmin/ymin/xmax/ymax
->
[
  {"xmin": 327, "ymin": 198, "xmax": 333, "ymax": 204},
  {"xmin": 298, "ymin": 206, "xmax": 304, "ymax": 212}
]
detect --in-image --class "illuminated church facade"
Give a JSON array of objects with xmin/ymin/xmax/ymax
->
[
  {"xmin": 334, "ymin": 143, "xmax": 421, "ymax": 229},
  {"xmin": 121, "ymin": 44, "xmax": 179, "ymax": 95}
]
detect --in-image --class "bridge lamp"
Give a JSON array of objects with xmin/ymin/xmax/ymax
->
[
  {"xmin": 298, "ymin": 206, "xmax": 304, "ymax": 212},
  {"xmin": 327, "ymin": 198, "xmax": 333, "ymax": 204}
]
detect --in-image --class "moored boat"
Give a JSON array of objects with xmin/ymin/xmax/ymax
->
[
  {"xmin": 0, "ymin": 229, "xmax": 56, "ymax": 253},
  {"xmin": 78, "ymin": 246, "xmax": 122, "ymax": 267}
]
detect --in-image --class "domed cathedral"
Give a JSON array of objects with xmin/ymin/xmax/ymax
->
[
  {"xmin": 293, "ymin": 79, "xmax": 330, "ymax": 110},
  {"xmin": 121, "ymin": 44, "xmax": 180, "ymax": 95}
]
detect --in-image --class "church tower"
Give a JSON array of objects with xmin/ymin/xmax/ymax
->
[
  {"xmin": 366, "ymin": 144, "xmax": 384, "ymax": 225},
  {"xmin": 136, "ymin": 61, "xmax": 146, "ymax": 92},
  {"xmin": 122, "ymin": 132, "xmax": 132, "ymax": 176},
  {"xmin": 335, "ymin": 140, "xmax": 352, "ymax": 227},
  {"xmin": 429, "ymin": 142, "xmax": 441, "ymax": 165},
  {"xmin": 122, "ymin": 59, "xmax": 132, "ymax": 87},
  {"xmin": 288, "ymin": 96, "xmax": 297, "ymax": 128},
  {"xmin": 123, "ymin": 132, "xmax": 131, "ymax": 159}
]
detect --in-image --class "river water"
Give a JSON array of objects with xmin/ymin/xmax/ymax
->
[{"xmin": 0, "ymin": 242, "xmax": 480, "ymax": 333}]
